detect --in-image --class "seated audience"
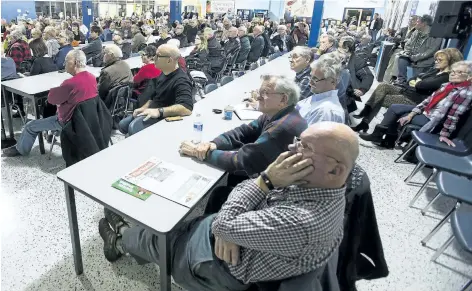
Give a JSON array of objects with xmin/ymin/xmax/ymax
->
[
  {"xmin": 100, "ymin": 22, "xmax": 115, "ymax": 42},
  {"xmin": 155, "ymin": 27, "xmax": 171, "ymax": 48},
  {"xmin": 186, "ymin": 19, "xmax": 199, "ymax": 44},
  {"xmin": 2, "ymin": 50, "xmax": 97, "ymax": 157},
  {"xmin": 235, "ymin": 26, "xmax": 250, "ymax": 65},
  {"xmin": 172, "ymin": 24, "xmax": 188, "ymax": 48},
  {"xmin": 30, "ymin": 28, "xmax": 43, "ymax": 43},
  {"xmin": 292, "ymin": 22, "xmax": 309, "ymax": 46},
  {"xmin": 360, "ymin": 61, "xmax": 472, "ymax": 148},
  {"xmin": 98, "ymin": 122, "xmax": 358, "ymax": 291},
  {"xmin": 352, "ymin": 48, "xmax": 463, "ymax": 132},
  {"xmin": 118, "ymin": 44, "xmax": 193, "ymax": 135},
  {"xmin": 314, "ymin": 33, "xmax": 336, "ymax": 60},
  {"xmin": 394, "ymin": 15, "xmax": 442, "ymax": 85},
  {"xmin": 1, "ymin": 46, "xmax": 18, "ymax": 80},
  {"xmin": 28, "ymin": 38, "xmax": 57, "ymax": 75},
  {"xmin": 260, "ymin": 26, "xmax": 273, "ymax": 58},
  {"xmin": 6, "ymin": 30, "xmax": 32, "ymax": 70},
  {"xmin": 290, "ymin": 46, "xmax": 313, "ymax": 100},
  {"xmin": 143, "ymin": 26, "xmax": 158, "ymax": 44},
  {"xmin": 133, "ymin": 45, "xmax": 161, "ymax": 96},
  {"xmin": 71, "ymin": 22, "xmax": 85, "ymax": 44},
  {"xmin": 223, "ymin": 27, "xmax": 241, "ymax": 57},
  {"xmin": 180, "ymin": 74, "xmax": 307, "ymax": 177},
  {"xmin": 120, "ymin": 20, "xmax": 132, "ymax": 40},
  {"xmin": 296, "ymin": 53, "xmax": 346, "ymax": 125},
  {"xmin": 43, "ymin": 26, "xmax": 60, "ymax": 59},
  {"xmin": 190, "ymin": 28, "xmax": 224, "ymax": 74},
  {"xmin": 167, "ymin": 39, "xmax": 188, "ymax": 72},
  {"xmin": 337, "ymin": 36, "xmax": 374, "ymax": 113},
  {"xmin": 131, "ymin": 24, "xmax": 146, "ymax": 53},
  {"xmin": 82, "ymin": 25, "xmax": 103, "ymax": 61},
  {"xmin": 355, "ymin": 34, "xmax": 374, "ymax": 57},
  {"xmin": 271, "ymin": 25, "xmax": 295, "ymax": 54},
  {"xmin": 112, "ymin": 31, "xmax": 131, "ymax": 59},
  {"xmin": 247, "ymin": 25, "xmax": 265, "ymax": 63},
  {"xmin": 97, "ymin": 44, "xmax": 133, "ymax": 100},
  {"xmin": 55, "ymin": 30, "xmax": 74, "ymax": 70}
]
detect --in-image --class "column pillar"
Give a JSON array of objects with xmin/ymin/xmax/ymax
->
[
  {"xmin": 170, "ymin": 0, "xmax": 182, "ymax": 23},
  {"xmin": 307, "ymin": 0, "xmax": 324, "ymax": 48},
  {"xmin": 82, "ymin": 0, "xmax": 93, "ymax": 30}
]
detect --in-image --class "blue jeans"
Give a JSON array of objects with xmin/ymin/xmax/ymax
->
[
  {"xmin": 370, "ymin": 29, "xmax": 378, "ymax": 42},
  {"xmin": 16, "ymin": 116, "xmax": 62, "ymax": 155},
  {"xmin": 380, "ymin": 104, "xmax": 430, "ymax": 135},
  {"xmin": 118, "ymin": 115, "xmax": 159, "ymax": 136}
]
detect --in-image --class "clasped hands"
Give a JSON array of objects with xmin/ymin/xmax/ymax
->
[
  {"xmin": 179, "ymin": 141, "xmax": 217, "ymax": 161},
  {"xmin": 133, "ymin": 107, "xmax": 161, "ymax": 121}
]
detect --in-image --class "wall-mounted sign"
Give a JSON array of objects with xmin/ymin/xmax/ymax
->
[{"xmin": 210, "ymin": 0, "xmax": 234, "ymax": 14}]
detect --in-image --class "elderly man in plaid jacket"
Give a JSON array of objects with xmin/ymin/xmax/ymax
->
[
  {"xmin": 98, "ymin": 122, "xmax": 359, "ymax": 291},
  {"xmin": 6, "ymin": 30, "xmax": 31, "ymax": 70}
]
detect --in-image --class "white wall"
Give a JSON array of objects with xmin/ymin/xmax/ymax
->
[
  {"xmin": 235, "ymin": 0, "xmax": 270, "ymax": 11},
  {"xmin": 322, "ymin": 0, "xmax": 385, "ymax": 20}
]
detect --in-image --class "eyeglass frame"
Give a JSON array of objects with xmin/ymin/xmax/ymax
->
[{"xmin": 292, "ymin": 136, "xmax": 342, "ymax": 164}]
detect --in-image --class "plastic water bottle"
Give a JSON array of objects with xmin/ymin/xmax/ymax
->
[
  {"xmin": 85, "ymin": 38, "xmax": 89, "ymax": 44},
  {"xmin": 192, "ymin": 113, "xmax": 203, "ymax": 144}
]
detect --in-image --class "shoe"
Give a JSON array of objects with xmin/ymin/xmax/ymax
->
[
  {"xmin": 351, "ymin": 121, "xmax": 370, "ymax": 132},
  {"xmin": 104, "ymin": 208, "xmax": 127, "ymax": 234},
  {"xmin": 2, "ymin": 146, "xmax": 21, "ymax": 157},
  {"xmin": 1, "ymin": 138, "xmax": 17, "ymax": 149},
  {"xmin": 392, "ymin": 80, "xmax": 406, "ymax": 86},
  {"xmin": 359, "ymin": 125, "xmax": 388, "ymax": 144},
  {"xmin": 99, "ymin": 218, "xmax": 122, "ymax": 262},
  {"xmin": 353, "ymin": 105, "xmax": 372, "ymax": 119},
  {"xmin": 380, "ymin": 133, "xmax": 397, "ymax": 149}
]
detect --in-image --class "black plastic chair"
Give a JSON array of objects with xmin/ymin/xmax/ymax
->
[
  {"xmin": 250, "ymin": 62, "xmax": 259, "ymax": 71},
  {"xmin": 419, "ymin": 171, "xmax": 472, "ymax": 247},
  {"xmin": 204, "ymin": 83, "xmax": 218, "ymax": 94},
  {"xmin": 404, "ymin": 146, "xmax": 472, "ymax": 207},
  {"xmin": 220, "ymin": 76, "xmax": 234, "ymax": 86}
]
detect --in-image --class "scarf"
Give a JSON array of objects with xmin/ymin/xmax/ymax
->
[{"xmin": 424, "ymin": 81, "xmax": 471, "ymax": 113}]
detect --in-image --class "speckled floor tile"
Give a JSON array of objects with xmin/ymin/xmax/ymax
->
[{"xmin": 2, "ymin": 82, "xmax": 471, "ymax": 291}]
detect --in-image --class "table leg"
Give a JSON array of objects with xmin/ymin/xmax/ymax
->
[
  {"xmin": 158, "ymin": 233, "xmax": 171, "ymax": 291},
  {"xmin": 3, "ymin": 89, "xmax": 14, "ymax": 139},
  {"xmin": 65, "ymin": 184, "xmax": 83, "ymax": 275},
  {"xmin": 34, "ymin": 97, "xmax": 45, "ymax": 154}
]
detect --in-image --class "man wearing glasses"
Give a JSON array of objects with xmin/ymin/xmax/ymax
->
[
  {"xmin": 296, "ymin": 53, "xmax": 346, "ymax": 125},
  {"xmin": 118, "ymin": 44, "xmax": 193, "ymax": 135}
]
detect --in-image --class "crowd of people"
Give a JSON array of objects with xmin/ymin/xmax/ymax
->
[{"xmin": 1, "ymin": 8, "xmax": 472, "ymax": 291}]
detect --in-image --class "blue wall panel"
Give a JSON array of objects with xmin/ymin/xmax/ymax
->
[{"xmin": 1, "ymin": 0, "xmax": 37, "ymax": 23}]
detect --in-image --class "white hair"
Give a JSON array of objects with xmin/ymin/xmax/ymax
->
[
  {"xmin": 9, "ymin": 30, "xmax": 23, "ymax": 42},
  {"xmin": 260, "ymin": 74, "xmax": 300, "ymax": 106},
  {"xmin": 291, "ymin": 46, "xmax": 314, "ymax": 63},
  {"xmin": 238, "ymin": 26, "xmax": 247, "ymax": 35},
  {"xmin": 68, "ymin": 50, "xmax": 87, "ymax": 68},
  {"xmin": 321, "ymin": 33, "xmax": 335, "ymax": 44},
  {"xmin": 277, "ymin": 25, "xmax": 287, "ymax": 30},
  {"xmin": 310, "ymin": 53, "xmax": 343, "ymax": 83},
  {"xmin": 105, "ymin": 44, "xmax": 123, "ymax": 59},
  {"xmin": 167, "ymin": 38, "xmax": 180, "ymax": 48},
  {"xmin": 452, "ymin": 61, "xmax": 472, "ymax": 77}
]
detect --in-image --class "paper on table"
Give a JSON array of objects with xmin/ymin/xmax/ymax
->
[
  {"xmin": 233, "ymin": 103, "xmax": 263, "ymax": 120},
  {"xmin": 120, "ymin": 157, "xmax": 215, "ymax": 208}
]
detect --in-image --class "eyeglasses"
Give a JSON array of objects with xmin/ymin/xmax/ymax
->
[
  {"xmin": 310, "ymin": 76, "xmax": 327, "ymax": 83},
  {"xmin": 256, "ymin": 89, "xmax": 284, "ymax": 99},
  {"xmin": 292, "ymin": 137, "xmax": 341, "ymax": 164},
  {"xmin": 155, "ymin": 55, "xmax": 171, "ymax": 60},
  {"xmin": 450, "ymin": 70, "xmax": 468, "ymax": 76}
]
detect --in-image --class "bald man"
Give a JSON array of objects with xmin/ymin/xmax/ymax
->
[
  {"xmin": 98, "ymin": 122, "xmax": 358, "ymax": 291},
  {"xmin": 247, "ymin": 25, "xmax": 265, "ymax": 63},
  {"xmin": 224, "ymin": 26, "xmax": 241, "ymax": 57},
  {"xmin": 118, "ymin": 44, "xmax": 193, "ymax": 135}
]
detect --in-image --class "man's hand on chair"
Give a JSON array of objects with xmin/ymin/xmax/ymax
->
[{"xmin": 215, "ymin": 236, "xmax": 240, "ymax": 266}]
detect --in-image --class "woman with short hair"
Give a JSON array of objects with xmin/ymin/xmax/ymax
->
[
  {"xmin": 29, "ymin": 38, "xmax": 57, "ymax": 76},
  {"xmin": 43, "ymin": 26, "xmax": 60, "ymax": 58}
]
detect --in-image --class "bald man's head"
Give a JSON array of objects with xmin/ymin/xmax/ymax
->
[
  {"xmin": 155, "ymin": 44, "xmax": 181, "ymax": 73},
  {"xmin": 296, "ymin": 122, "xmax": 359, "ymax": 188},
  {"xmin": 228, "ymin": 26, "xmax": 238, "ymax": 38}
]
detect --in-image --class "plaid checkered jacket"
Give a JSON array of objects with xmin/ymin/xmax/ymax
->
[
  {"xmin": 413, "ymin": 83, "xmax": 472, "ymax": 137},
  {"xmin": 212, "ymin": 180, "xmax": 346, "ymax": 284},
  {"xmin": 6, "ymin": 39, "xmax": 32, "ymax": 70}
]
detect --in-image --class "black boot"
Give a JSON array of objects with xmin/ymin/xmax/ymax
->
[
  {"xmin": 380, "ymin": 133, "xmax": 397, "ymax": 149},
  {"xmin": 353, "ymin": 105, "xmax": 372, "ymax": 119},
  {"xmin": 359, "ymin": 125, "xmax": 388, "ymax": 144},
  {"xmin": 351, "ymin": 120, "xmax": 370, "ymax": 132}
]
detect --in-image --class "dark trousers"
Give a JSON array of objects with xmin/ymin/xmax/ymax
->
[
  {"xmin": 379, "ymin": 104, "xmax": 430, "ymax": 135},
  {"xmin": 370, "ymin": 29, "xmax": 378, "ymax": 42},
  {"xmin": 396, "ymin": 56, "xmax": 412, "ymax": 83},
  {"xmin": 204, "ymin": 174, "xmax": 248, "ymax": 214}
]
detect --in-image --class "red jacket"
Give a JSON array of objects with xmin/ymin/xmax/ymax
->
[
  {"xmin": 133, "ymin": 63, "xmax": 161, "ymax": 95},
  {"xmin": 7, "ymin": 39, "xmax": 32, "ymax": 69}
]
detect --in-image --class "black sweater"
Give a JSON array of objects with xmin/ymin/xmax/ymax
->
[
  {"xmin": 411, "ymin": 69, "xmax": 450, "ymax": 96},
  {"xmin": 186, "ymin": 26, "xmax": 199, "ymax": 44},
  {"xmin": 30, "ymin": 56, "xmax": 58, "ymax": 76}
]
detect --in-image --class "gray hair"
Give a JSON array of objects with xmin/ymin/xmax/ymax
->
[
  {"xmin": 260, "ymin": 74, "xmax": 300, "ymax": 106},
  {"xmin": 291, "ymin": 46, "xmax": 314, "ymax": 63},
  {"xmin": 311, "ymin": 53, "xmax": 343, "ymax": 83},
  {"xmin": 238, "ymin": 26, "xmax": 247, "ymax": 35},
  {"xmin": 277, "ymin": 25, "xmax": 287, "ymax": 31},
  {"xmin": 321, "ymin": 33, "xmax": 335, "ymax": 44},
  {"xmin": 362, "ymin": 34, "xmax": 372, "ymax": 41},
  {"xmin": 167, "ymin": 38, "xmax": 180, "ymax": 49},
  {"xmin": 104, "ymin": 44, "xmax": 123, "ymax": 59},
  {"xmin": 9, "ymin": 30, "xmax": 23, "ymax": 42},
  {"xmin": 68, "ymin": 50, "xmax": 87, "ymax": 68},
  {"xmin": 452, "ymin": 61, "xmax": 472, "ymax": 77}
]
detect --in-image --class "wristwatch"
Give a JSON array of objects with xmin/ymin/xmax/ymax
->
[
  {"xmin": 260, "ymin": 171, "xmax": 275, "ymax": 191},
  {"xmin": 158, "ymin": 108, "xmax": 164, "ymax": 118}
]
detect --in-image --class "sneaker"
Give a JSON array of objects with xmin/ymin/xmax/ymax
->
[
  {"xmin": 104, "ymin": 208, "xmax": 127, "ymax": 234},
  {"xmin": 98, "ymin": 218, "xmax": 122, "ymax": 262},
  {"xmin": 2, "ymin": 146, "xmax": 21, "ymax": 157}
]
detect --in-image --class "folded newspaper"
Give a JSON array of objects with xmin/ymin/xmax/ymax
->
[{"xmin": 112, "ymin": 157, "xmax": 215, "ymax": 207}]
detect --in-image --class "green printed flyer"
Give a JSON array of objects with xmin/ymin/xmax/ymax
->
[{"xmin": 112, "ymin": 179, "xmax": 152, "ymax": 201}]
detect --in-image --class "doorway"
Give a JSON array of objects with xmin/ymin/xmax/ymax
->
[{"xmin": 343, "ymin": 8, "xmax": 374, "ymax": 26}]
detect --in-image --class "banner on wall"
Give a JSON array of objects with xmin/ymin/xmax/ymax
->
[
  {"xmin": 210, "ymin": 0, "xmax": 235, "ymax": 14},
  {"xmin": 285, "ymin": 0, "xmax": 315, "ymax": 18}
]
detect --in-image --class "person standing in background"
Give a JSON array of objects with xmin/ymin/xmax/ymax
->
[{"xmin": 369, "ymin": 13, "xmax": 383, "ymax": 43}]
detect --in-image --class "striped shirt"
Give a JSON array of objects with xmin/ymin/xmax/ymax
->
[{"xmin": 212, "ymin": 180, "xmax": 346, "ymax": 283}]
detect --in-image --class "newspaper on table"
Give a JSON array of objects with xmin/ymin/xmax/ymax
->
[
  {"xmin": 114, "ymin": 157, "xmax": 215, "ymax": 207},
  {"xmin": 233, "ymin": 103, "xmax": 263, "ymax": 120}
]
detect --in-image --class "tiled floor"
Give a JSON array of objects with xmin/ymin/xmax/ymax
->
[{"xmin": 1, "ymin": 81, "xmax": 471, "ymax": 291}]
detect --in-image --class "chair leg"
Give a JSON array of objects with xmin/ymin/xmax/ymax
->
[
  {"xmin": 409, "ymin": 168, "xmax": 437, "ymax": 207},
  {"xmin": 109, "ymin": 138, "xmax": 114, "ymax": 146},
  {"xmin": 395, "ymin": 125, "xmax": 409, "ymax": 146},
  {"xmin": 404, "ymin": 162, "xmax": 425, "ymax": 183},
  {"xmin": 48, "ymin": 135, "xmax": 56, "ymax": 160},
  {"xmin": 460, "ymin": 279, "xmax": 472, "ymax": 291},
  {"xmin": 421, "ymin": 192, "xmax": 441, "ymax": 215},
  {"xmin": 430, "ymin": 235, "xmax": 454, "ymax": 262},
  {"xmin": 394, "ymin": 140, "xmax": 416, "ymax": 163},
  {"xmin": 421, "ymin": 202, "xmax": 459, "ymax": 246}
]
